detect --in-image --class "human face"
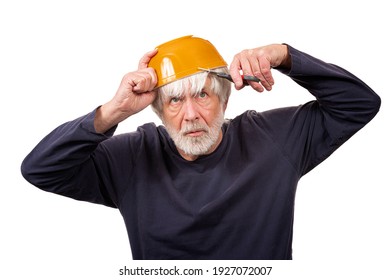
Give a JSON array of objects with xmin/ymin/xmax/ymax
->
[{"xmin": 161, "ymin": 78, "xmax": 226, "ymax": 161}]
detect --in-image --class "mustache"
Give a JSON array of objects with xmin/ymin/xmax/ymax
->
[{"xmin": 181, "ymin": 122, "xmax": 209, "ymax": 134}]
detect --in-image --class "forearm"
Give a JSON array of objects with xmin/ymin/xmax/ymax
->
[
  {"xmin": 21, "ymin": 109, "xmax": 117, "ymax": 205},
  {"xmin": 264, "ymin": 45, "xmax": 381, "ymax": 175},
  {"xmin": 94, "ymin": 102, "xmax": 127, "ymax": 134},
  {"xmin": 280, "ymin": 45, "xmax": 381, "ymax": 126}
]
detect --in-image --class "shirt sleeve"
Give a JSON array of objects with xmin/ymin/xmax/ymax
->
[
  {"xmin": 21, "ymin": 108, "xmax": 120, "ymax": 207},
  {"xmin": 257, "ymin": 45, "xmax": 381, "ymax": 176}
]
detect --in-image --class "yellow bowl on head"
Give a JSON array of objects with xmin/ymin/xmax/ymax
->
[{"xmin": 148, "ymin": 35, "xmax": 227, "ymax": 88}]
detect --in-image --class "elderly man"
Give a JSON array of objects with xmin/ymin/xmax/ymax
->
[{"xmin": 21, "ymin": 35, "xmax": 380, "ymax": 259}]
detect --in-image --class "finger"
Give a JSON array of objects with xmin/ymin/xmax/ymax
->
[
  {"xmin": 133, "ymin": 69, "xmax": 157, "ymax": 93},
  {"xmin": 132, "ymin": 78, "xmax": 146, "ymax": 93},
  {"xmin": 237, "ymin": 53, "xmax": 268, "ymax": 93},
  {"xmin": 145, "ymin": 67, "xmax": 158, "ymax": 90},
  {"xmin": 132, "ymin": 74, "xmax": 150, "ymax": 93},
  {"xmin": 260, "ymin": 67, "xmax": 274, "ymax": 91},
  {"xmin": 251, "ymin": 56, "xmax": 273, "ymax": 91},
  {"xmin": 138, "ymin": 49, "xmax": 158, "ymax": 70},
  {"xmin": 244, "ymin": 55, "xmax": 265, "ymax": 93},
  {"xmin": 229, "ymin": 54, "xmax": 246, "ymax": 90}
]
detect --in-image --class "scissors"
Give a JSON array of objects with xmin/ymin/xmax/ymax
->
[{"xmin": 198, "ymin": 67, "xmax": 260, "ymax": 86}]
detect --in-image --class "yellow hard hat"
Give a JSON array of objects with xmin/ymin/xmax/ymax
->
[{"xmin": 148, "ymin": 35, "xmax": 227, "ymax": 88}]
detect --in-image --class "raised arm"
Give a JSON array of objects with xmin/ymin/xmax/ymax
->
[
  {"xmin": 231, "ymin": 44, "xmax": 381, "ymax": 175},
  {"xmin": 21, "ymin": 50, "xmax": 158, "ymax": 207}
]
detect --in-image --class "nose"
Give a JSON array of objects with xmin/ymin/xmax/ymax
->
[{"xmin": 183, "ymin": 99, "xmax": 199, "ymax": 121}]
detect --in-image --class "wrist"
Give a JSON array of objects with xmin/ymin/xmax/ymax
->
[
  {"xmin": 94, "ymin": 102, "xmax": 125, "ymax": 134},
  {"xmin": 278, "ymin": 44, "xmax": 291, "ymax": 69}
]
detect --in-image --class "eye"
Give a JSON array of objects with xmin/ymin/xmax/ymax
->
[
  {"xmin": 198, "ymin": 91, "xmax": 208, "ymax": 98},
  {"xmin": 170, "ymin": 97, "xmax": 180, "ymax": 104}
]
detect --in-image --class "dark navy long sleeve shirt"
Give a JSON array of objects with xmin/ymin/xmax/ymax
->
[{"xmin": 21, "ymin": 46, "xmax": 381, "ymax": 259}]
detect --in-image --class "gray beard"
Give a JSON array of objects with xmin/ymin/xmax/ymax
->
[{"xmin": 163, "ymin": 111, "xmax": 225, "ymax": 156}]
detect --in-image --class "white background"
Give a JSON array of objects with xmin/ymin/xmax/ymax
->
[{"xmin": 1, "ymin": 0, "xmax": 389, "ymax": 279}]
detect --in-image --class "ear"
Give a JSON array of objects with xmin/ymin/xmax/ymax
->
[{"xmin": 222, "ymin": 98, "xmax": 229, "ymax": 112}]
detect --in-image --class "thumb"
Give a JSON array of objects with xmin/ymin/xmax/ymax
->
[{"xmin": 138, "ymin": 49, "xmax": 158, "ymax": 70}]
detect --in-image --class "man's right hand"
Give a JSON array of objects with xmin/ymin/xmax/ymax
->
[{"xmin": 94, "ymin": 49, "xmax": 158, "ymax": 133}]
